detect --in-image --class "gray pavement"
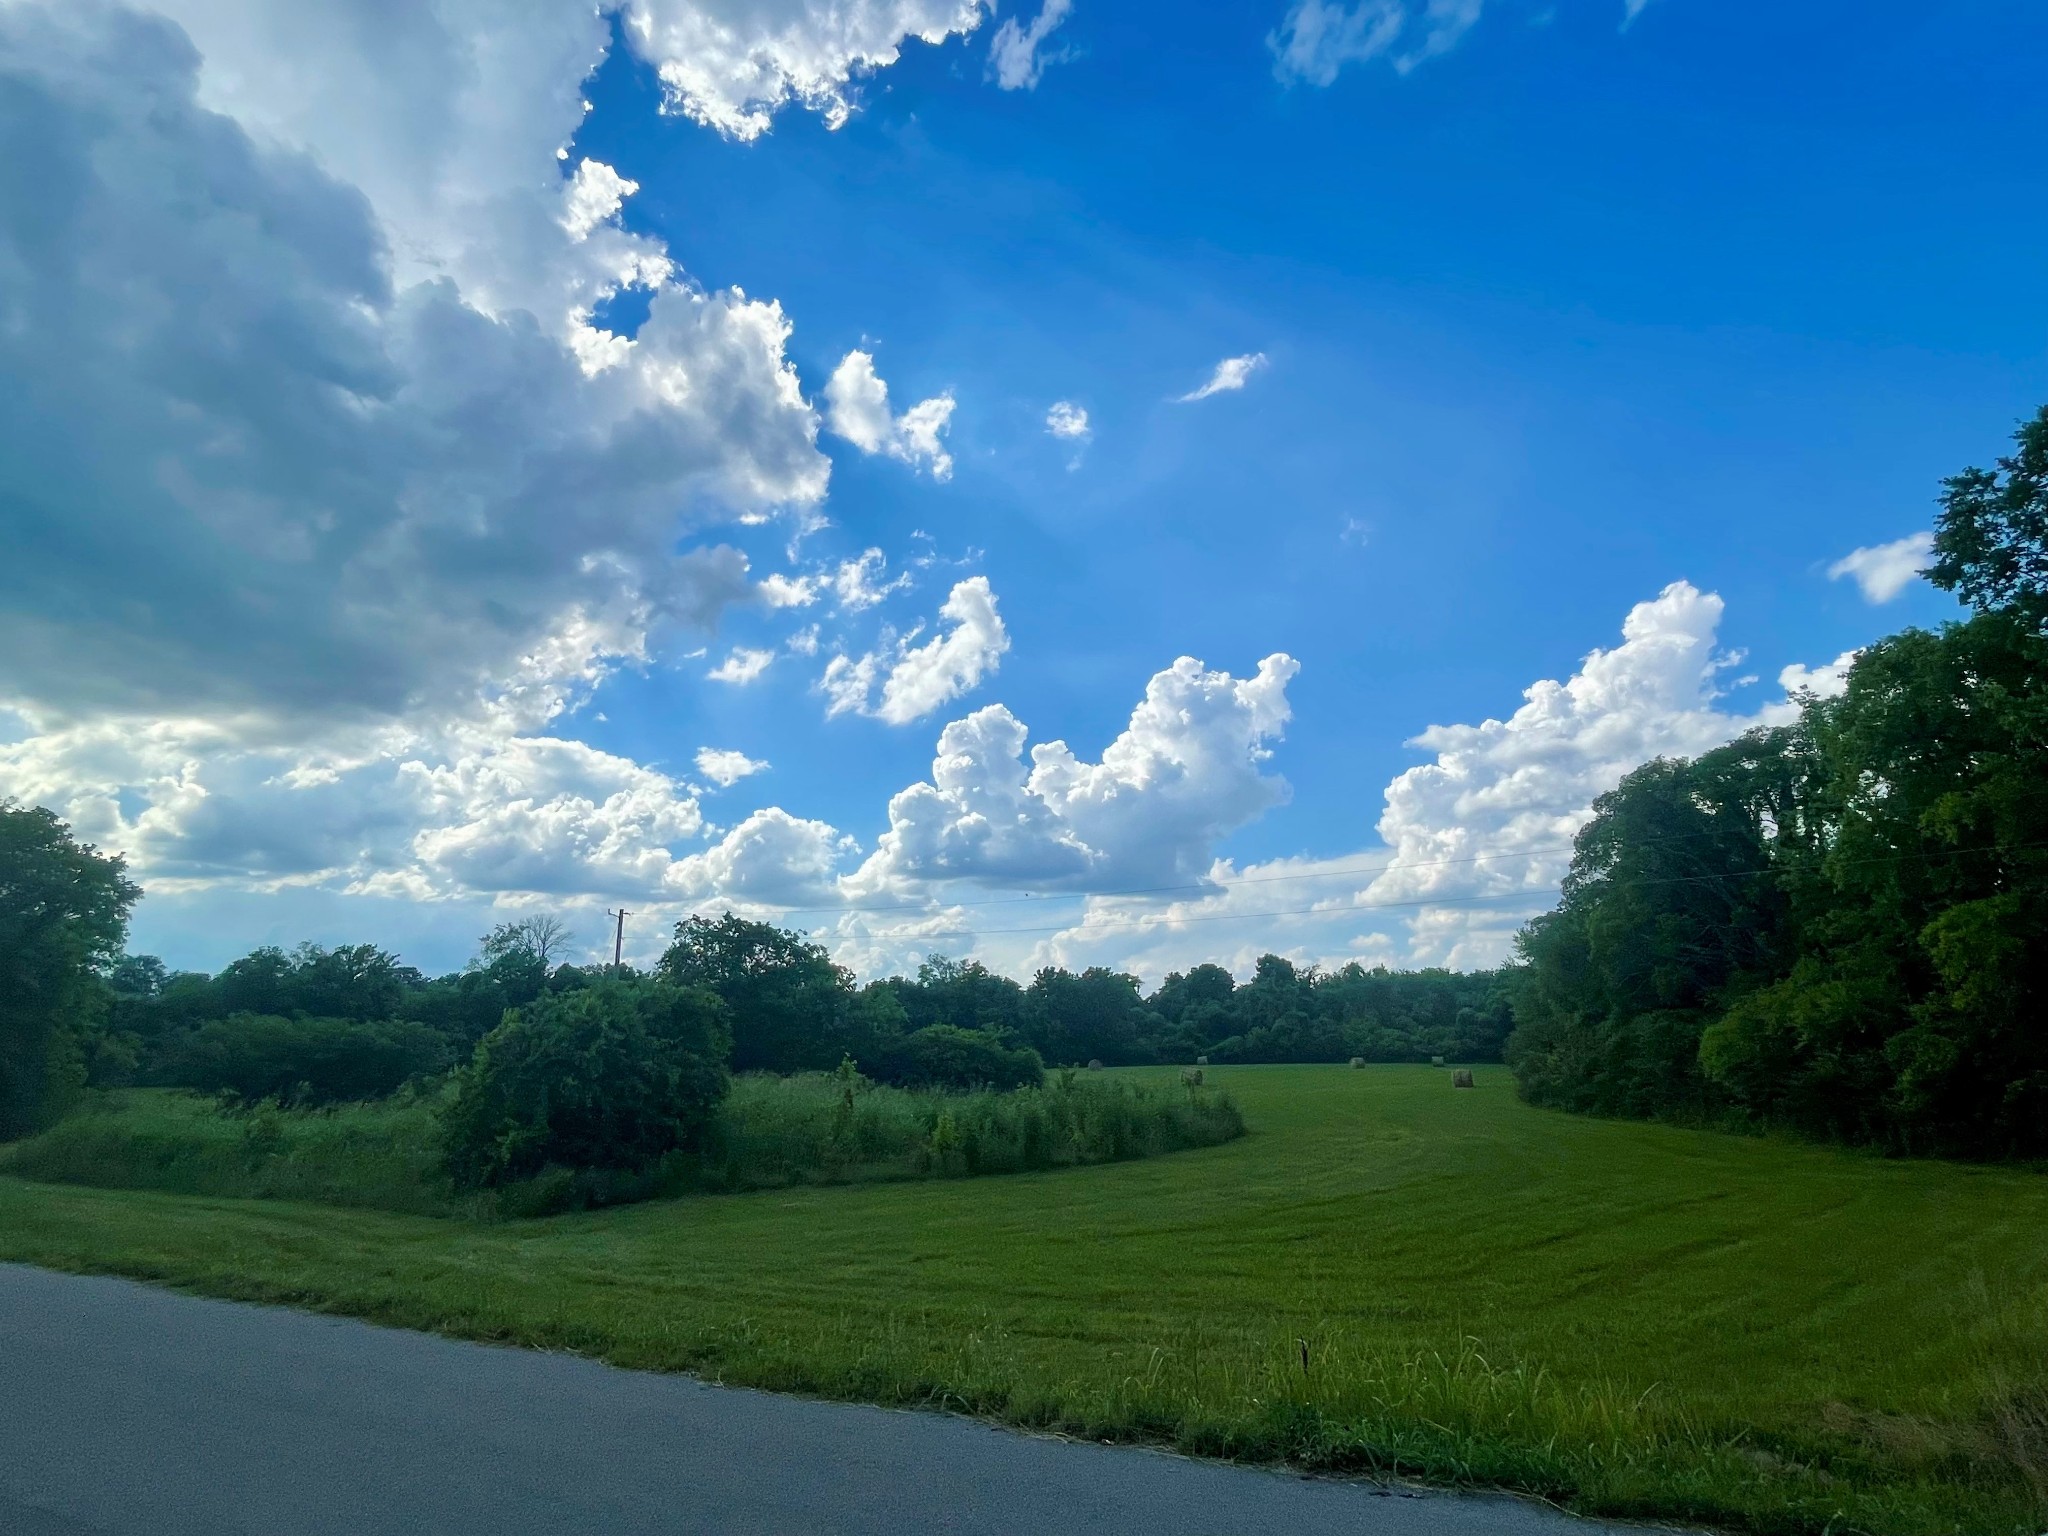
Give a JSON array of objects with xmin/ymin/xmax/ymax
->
[{"xmin": 0, "ymin": 1262, "xmax": 1674, "ymax": 1535}]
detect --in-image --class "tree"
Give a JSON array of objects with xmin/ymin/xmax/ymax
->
[
  {"xmin": 658, "ymin": 914, "xmax": 856, "ymax": 1073},
  {"xmin": 1928, "ymin": 404, "xmax": 2048, "ymax": 627},
  {"xmin": 478, "ymin": 914, "xmax": 572, "ymax": 968},
  {"xmin": 0, "ymin": 803, "xmax": 140, "ymax": 1137},
  {"xmin": 441, "ymin": 979, "xmax": 731, "ymax": 1189}
]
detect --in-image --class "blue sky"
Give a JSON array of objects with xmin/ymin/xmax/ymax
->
[{"xmin": 2, "ymin": 0, "xmax": 2043, "ymax": 981}]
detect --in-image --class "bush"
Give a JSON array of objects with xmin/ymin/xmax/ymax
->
[
  {"xmin": 868, "ymin": 1025, "xmax": 1043, "ymax": 1091},
  {"xmin": 155, "ymin": 1013, "xmax": 450, "ymax": 1106},
  {"xmin": 441, "ymin": 979, "xmax": 730, "ymax": 1191}
]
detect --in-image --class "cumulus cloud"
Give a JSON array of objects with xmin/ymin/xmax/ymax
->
[
  {"xmin": 1828, "ymin": 532, "xmax": 1933, "ymax": 604},
  {"xmin": 1017, "ymin": 582, "xmax": 1846, "ymax": 978},
  {"xmin": 824, "ymin": 350, "xmax": 957, "ymax": 479},
  {"xmin": 1175, "ymin": 352, "xmax": 1268, "ymax": 402},
  {"xmin": 0, "ymin": 1, "xmax": 835, "ymax": 743},
  {"xmin": 623, "ymin": 0, "xmax": 988, "ymax": 142},
  {"xmin": 1046, "ymin": 400, "xmax": 1091, "ymax": 439},
  {"xmin": 708, "ymin": 647, "xmax": 778, "ymax": 685},
  {"xmin": 822, "ymin": 578, "xmax": 1010, "ymax": 724},
  {"xmin": 988, "ymin": 0, "xmax": 1073, "ymax": 91},
  {"xmin": 850, "ymin": 651, "xmax": 1299, "ymax": 894},
  {"xmin": 695, "ymin": 747, "xmax": 771, "ymax": 787},
  {"xmin": 1779, "ymin": 652, "xmax": 1856, "ymax": 699}
]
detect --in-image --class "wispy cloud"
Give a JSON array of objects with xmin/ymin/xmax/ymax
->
[
  {"xmin": 1828, "ymin": 532, "xmax": 1933, "ymax": 604},
  {"xmin": 1046, "ymin": 400, "xmax": 1091, "ymax": 439},
  {"xmin": 707, "ymin": 647, "xmax": 776, "ymax": 685},
  {"xmin": 989, "ymin": 0, "xmax": 1075, "ymax": 91},
  {"xmin": 1174, "ymin": 353, "xmax": 1269, "ymax": 403}
]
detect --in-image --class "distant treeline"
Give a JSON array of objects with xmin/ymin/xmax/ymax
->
[
  {"xmin": 1506, "ymin": 405, "xmax": 2048, "ymax": 1161},
  {"xmin": 83, "ymin": 919, "xmax": 1510, "ymax": 1107}
]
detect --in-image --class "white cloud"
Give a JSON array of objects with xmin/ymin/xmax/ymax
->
[
  {"xmin": 1272, "ymin": 0, "xmax": 1643, "ymax": 84},
  {"xmin": 1175, "ymin": 352, "xmax": 1268, "ymax": 402},
  {"xmin": 760, "ymin": 571, "xmax": 826, "ymax": 608},
  {"xmin": 824, "ymin": 350, "xmax": 957, "ymax": 479},
  {"xmin": 708, "ymin": 647, "xmax": 777, "ymax": 684},
  {"xmin": 1828, "ymin": 532, "xmax": 1933, "ymax": 604},
  {"xmin": 833, "ymin": 549, "xmax": 915, "ymax": 609},
  {"xmin": 988, "ymin": 0, "xmax": 1073, "ymax": 91},
  {"xmin": 1778, "ymin": 652, "xmax": 1855, "ymax": 699},
  {"xmin": 623, "ymin": 0, "xmax": 988, "ymax": 142},
  {"xmin": 1046, "ymin": 400, "xmax": 1091, "ymax": 439},
  {"xmin": 1010, "ymin": 583, "xmax": 1848, "ymax": 979},
  {"xmin": 850, "ymin": 651, "xmax": 1299, "ymax": 894},
  {"xmin": 0, "ymin": 1, "xmax": 838, "ymax": 744},
  {"xmin": 758, "ymin": 548, "xmax": 910, "ymax": 613},
  {"xmin": 822, "ymin": 577, "xmax": 1010, "ymax": 724},
  {"xmin": 695, "ymin": 747, "xmax": 771, "ymax": 787},
  {"xmin": 1269, "ymin": 0, "xmax": 1406, "ymax": 85},
  {"xmin": 560, "ymin": 157, "xmax": 639, "ymax": 241}
]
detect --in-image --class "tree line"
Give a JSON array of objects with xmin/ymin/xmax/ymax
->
[
  {"xmin": 0, "ymin": 817, "xmax": 1512, "ymax": 1143},
  {"xmin": 1506, "ymin": 405, "xmax": 2048, "ymax": 1160}
]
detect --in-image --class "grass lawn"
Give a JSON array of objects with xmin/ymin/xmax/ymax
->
[{"xmin": 1, "ymin": 1065, "xmax": 2042, "ymax": 1535}]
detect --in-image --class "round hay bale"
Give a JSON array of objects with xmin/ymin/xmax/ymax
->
[
  {"xmin": 1087, "ymin": 1059, "xmax": 1104, "ymax": 1071},
  {"xmin": 1348, "ymin": 1056, "xmax": 1365, "ymax": 1069},
  {"xmin": 1430, "ymin": 1055, "xmax": 1445, "ymax": 1067},
  {"xmin": 1451, "ymin": 1068, "xmax": 1475, "ymax": 1089},
  {"xmin": 1181, "ymin": 1067, "xmax": 1204, "ymax": 1087},
  {"xmin": 1195, "ymin": 1055, "xmax": 1208, "ymax": 1067}
]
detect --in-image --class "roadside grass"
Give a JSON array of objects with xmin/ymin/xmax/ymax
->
[
  {"xmin": 1, "ymin": 1065, "xmax": 2043, "ymax": 1535},
  {"xmin": 0, "ymin": 1071, "xmax": 1243, "ymax": 1216}
]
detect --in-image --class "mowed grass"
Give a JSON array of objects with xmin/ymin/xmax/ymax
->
[{"xmin": 1, "ymin": 1066, "xmax": 2043, "ymax": 1535}]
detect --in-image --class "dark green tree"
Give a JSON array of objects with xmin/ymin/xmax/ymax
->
[
  {"xmin": 0, "ymin": 803, "xmax": 140, "ymax": 1136},
  {"xmin": 658, "ymin": 913, "xmax": 855, "ymax": 1073}
]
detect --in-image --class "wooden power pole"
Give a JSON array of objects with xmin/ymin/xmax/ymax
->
[{"xmin": 605, "ymin": 908, "xmax": 631, "ymax": 971}]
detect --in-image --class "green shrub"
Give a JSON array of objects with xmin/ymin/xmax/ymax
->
[
  {"xmin": 155, "ymin": 1013, "xmax": 450, "ymax": 1106},
  {"xmin": 868, "ymin": 1025, "xmax": 1044, "ymax": 1091},
  {"xmin": 441, "ymin": 979, "xmax": 730, "ymax": 1190}
]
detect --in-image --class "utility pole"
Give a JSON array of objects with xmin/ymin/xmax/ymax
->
[{"xmin": 605, "ymin": 908, "xmax": 630, "ymax": 972}]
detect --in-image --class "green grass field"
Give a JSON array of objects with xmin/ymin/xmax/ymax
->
[{"xmin": 1, "ymin": 1065, "xmax": 2043, "ymax": 1535}]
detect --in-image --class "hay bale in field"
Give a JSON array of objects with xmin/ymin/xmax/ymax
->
[
  {"xmin": 1181, "ymin": 1067, "xmax": 1204, "ymax": 1087},
  {"xmin": 1087, "ymin": 1059, "xmax": 1104, "ymax": 1070},
  {"xmin": 1195, "ymin": 1055, "xmax": 1208, "ymax": 1067},
  {"xmin": 1348, "ymin": 1056, "xmax": 1365, "ymax": 1069},
  {"xmin": 1452, "ymin": 1068, "xmax": 1475, "ymax": 1089},
  {"xmin": 1430, "ymin": 1055, "xmax": 1445, "ymax": 1067}
]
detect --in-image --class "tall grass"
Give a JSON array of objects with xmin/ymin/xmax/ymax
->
[
  {"xmin": 0, "ymin": 1073, "xmax": 1244, "ymax": 1219},
  {"xmin": 702, "ymin": 1069, "xmax": 1245, "ymax": 1190},
  {"xmin": 0, "ymin": 1090, "xmax": 460, "ymax": 1216}
]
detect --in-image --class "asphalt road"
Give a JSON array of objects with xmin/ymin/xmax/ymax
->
[{"xmin": 0, "ymin": 1263, "xmax": 1673, "ymax": 1536}]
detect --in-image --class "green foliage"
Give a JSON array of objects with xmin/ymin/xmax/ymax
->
[
  {"xmin": 441, "ymin": 978, "xmax": 732, "ymax": 1190},
  {"xmin": 658, "ymin": 913, "xmax": 858, "ymax": 1073},
  {"xmin": 0, "ymin": 802, "xmax": 140, "ymax": 1138},
  {"xmin": 3, "ymin": 1067, "xmax": 2042, "ymax": 1536},
  {"xmin": 1509, "ymin": 405, "xmax": 2048, "ymax": 1159},
  {"xmin": 154, "ymin": 1013, "xmax": 451, "ymax": 1106},
  {"xmin": 1928, "ymin": 403, "xmax": 2048, "ymax": 627},
  {"xmin": 868, "ymin": 1024, "xmax": 1044, "ymax": 1091}
]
